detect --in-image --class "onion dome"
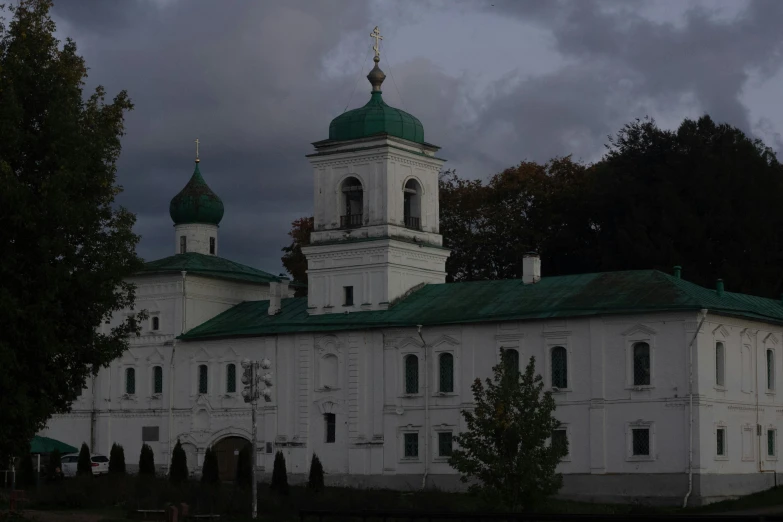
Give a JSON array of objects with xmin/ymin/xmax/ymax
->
[
  {"xmin": 169, "ymin": 160, "xmax": 224, "ymax": 226},
  {"xmin": 328, "ymin": 55, "xmax": 424, "ymax": 144}
]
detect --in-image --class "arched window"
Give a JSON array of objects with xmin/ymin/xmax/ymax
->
[
  {"xmin": 152, "ymin": 316, "xmax": 160, "ymax": 330},
  {"xmin": 125, "ymin": 368, "xmax": 136, "ymax": 395},
  {"xmin": 403, "ymin": 179, "xmax": 422, "ymax": 230},
  {"xmin": 321, "ymin": 354, "xmax": 338, "ymax": 389},
  {"xmin": 226, "ymin": 363, "xmax": 236, "ymax": 393},
  {"xmin": 439, "ymin": 353, "xmax": 454, "ymax": 393},
  {"xmin": 153, "ymin": 366, "xmax": 163, "ymax": 394},
  {"xmin": 551, "ymin": 346, "xmax": 568, "ymax": 389},
  {"xmin": 501, "ymin": 348, "xmax": 519, "ymax": 374},
  {"xmin": 715, "ymin": 342, "xmax": 725, "ymax": 387},
  {"xmin": 405, "ymin": 354, "xmax": 419, "ymax": 394},
  {"xmin": 198, "ymin": 364, "xmax": 208, "ymax": 394},
  {"xmin": 340, "ymin": 177, "xmax": 363, "ymax": 229},
  {"xmin": 767, "ymin": 349, "xmax": 775, "ymax": 391},
  {"xmin": 633, "ymin": 342, "xmax": 651, "ymax": 386}
]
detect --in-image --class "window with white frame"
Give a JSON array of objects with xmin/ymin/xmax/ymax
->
[
  {"xmin": 404, "ymin": 354, "xmax": 419, "ymax": 394},
  {"xmin": 439, "ymin": 353, "xmax": 454, "ymax": 393},
  {"xmin": 716, "ymin": 426, "xmax": 727, "ymax": 458},
  {"xmin": 768, "ymin": 428, "xmax": 777, "ymax": 458},
  {"xmin": 715, "ymin": 342, "xmax": 725, "ymax": 387},
  {"xmin": 632, "ymin": 342, "xmax": 651, "ymax": 386},
  {"xmin": 501, "ymin": 348, "xmax": 519, "ymax": 373},
  {"xmin": 552, "ymin": 428, "xmax": 569, "ymax": 458},
  {"xmin": 125, "ymin": 367, "xmax": 136, "ymax": 395},
  {"xmin": 551, "ymin": 346, "xmax": 568, "ymax": 389},
  {"xmin": 627, "ymin": 422, "xmax": 654, "ymax": 461},
  {"xmin": 767, "ymin": 349, "xmax": 775, "ymax": 391},
  {"xmin": 153, "ymin": 365, "xmax": 163, "ymax": 395},
  {"xmin": 437, "ymin": 431, "xmax": 453, "ymax": 457},
  {"xmin": 403, "ymin": 432, "xmax": 419, "ymax": 459},
  {"xmin": 632, "ymin": 428, "xmax": 650, "ymax": 456},
  {"xmin": 198, "ymin": 364, "xmax": 208, "ymax": 394},
  {"xmin": 226, "ymin": 363, "xmax": 236, "ymax": 393},
  {"xmin": 742, "ymin": 425, "xmax": 754, "ymax": 461}
]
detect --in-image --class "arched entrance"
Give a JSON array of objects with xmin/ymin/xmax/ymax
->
[{"xmin": 212, "ymin": 436, "xmax": 249, "ymax": 482}]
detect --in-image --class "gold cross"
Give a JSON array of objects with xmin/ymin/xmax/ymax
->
[
  {"xmin": 195, "ymin": 138, "xmax": 200, "ymax": 161},
  {"xmin": 370, "ymin": 26, "xmax": 382, "ymax": 59}
]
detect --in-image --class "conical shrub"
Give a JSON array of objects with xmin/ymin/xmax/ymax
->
[
  {"xmin": 76, "ymin": 443, "xmax": 91, "ymax": 476},
  {"xmin": 235, "ymin": 444, "xmax": 252, "ymax": 489},
  {"xmin": 169, "ymin": 439, "xmax": 188, "ymax": 485},
  {"xmin": 270, "ymin": 450, "xmax": 288, "ymax": 495},
  {"xmin": 307, "ymin": 453, "xmax": 324, "ymax": 493},
  {"xmin": 138, "ymin": 444, "xmax": 156, "ymax": 477},
  {"xmin": 201, "ymin": 446, "xmax": 220, "ymax": 485},
  {"xmin": 109, "ymin": 443, "xmax": 126, "ymax": 474}
]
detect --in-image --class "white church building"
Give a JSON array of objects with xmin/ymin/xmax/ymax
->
[{"xmin": 42, "ymin": 38, "xmax": 783, "ymax": 506}]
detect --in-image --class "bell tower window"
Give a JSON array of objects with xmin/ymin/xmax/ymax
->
[
  {"xmin": 340, "ymin": 177, "xmax": 363, "ymax": 229},
  {"xmin": 209, "ymin": 237, "xmax": 215, "ymax": 255},
  {"xmin": 403, "ymin": 179, "xmax": 421, "ymax": 230},
  {"xmin": 180, "ymin": 235, "xmax": 187, "ymax": 254}
]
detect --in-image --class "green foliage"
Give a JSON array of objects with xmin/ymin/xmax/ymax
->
[
  {"xmin": 138, "ymin": 444, "xmax": 155, "ymax": 477},
  {"xmin": 48, "ymin": 448, "xmax": 61, "ymax": 479},
  {"xmin": 270, "ymin": 450, "xmax": 289, "ymax": 495},
  {"xmin": 109, "ymin": 443, "xmax": 125, "ymax": 474},
  {"xmin": 281, "ymin": 216, "xmax": 313, "ymax": 296},
  {"xmin": 235, "ymin": 444, "xmax": 252, "ymax": 489},
  {"xmin": 0, "ymin": 0, "xmax": 145, "ymax": 458},
  {"xmin": 449, "ymin": 350, "xmax": 567, "ymax": 512},
  {"xmin": 76, "ymin": 443, "xmax": 91, "ymax": 476},
  {"xmin": 307, "ymin": 453, "xmax": 324, "ymax": 493},
  {"xmin": 169, "ymin": 440, "xmax": 188, "ymax": 485},
  {"xmin": 17, "ymin": 451, "xmax": 36, "ymax": 489},
  {"xmin": 200, "ymin": 446, "xmax": 220, "ymax": 485}
]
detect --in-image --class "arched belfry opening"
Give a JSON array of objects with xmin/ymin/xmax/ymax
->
[
  {"xmin": 341, "ymin": 177, "xmax": 363, "ymax": 229},
  {"xmin": 403, "ymin": 179, "xmax": 422, "ymax": 230}
]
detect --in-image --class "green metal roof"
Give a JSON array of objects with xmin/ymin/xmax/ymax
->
[
  {"xmin": 169, "ymin": 161, "xmax": 225, "ymax": 226},
  {"xmin": 138, "ymin": 252, "xmax": 283, "ymax": 285},
  {"xmin": 30, "ymin": 435, "xmax": 78, "ymax": 455},
  {"xmin": 328, "ymin": 91, "xmax": 424, "ymax": 144},
  {"xmin": 179, "ymin": 270, "xmax": 783, "ymax": 341}
]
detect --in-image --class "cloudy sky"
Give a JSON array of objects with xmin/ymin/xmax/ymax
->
[{"xmin": 48, "ymin": 0, "xmax": 783, "ymax": 276}]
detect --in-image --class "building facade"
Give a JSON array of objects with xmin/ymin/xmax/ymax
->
[{"xmin": 42, "ymin": 40, "xmax": 783, "ymax": 506}]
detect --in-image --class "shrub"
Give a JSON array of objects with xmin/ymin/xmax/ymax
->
[
  {"xmin": 139, "ymin": 444, "xmax": 155, "ymax": 476},
  {"xmin": 169, "ymin": 440, "xmax": 188, "ymax": 485},
  {"xmin": 235, "ymin": 444, "xmax": 252, "ymax": 489},
  {"xmin": 201, "ymin": 446, "xmax": 220, "ymax": 485},
  {"xmin": 270, "ymin": 450, "xmax": 288, "ymax": 495},
  {"xmin": 109, "ymin": 443, "xmax": 126, "ymax": 474},
  {"xmin": 76, "ymin": 443, "xmax": 91, "ymax": 476},
  {"xmin": 48, "ymin": 448, "xmax": 62, "ymax": 480},
  {"xmin": 307, "ymin": 453, "xmax": 324, "ymax": 493}
]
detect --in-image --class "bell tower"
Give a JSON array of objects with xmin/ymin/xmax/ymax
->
[{"xmin": 302, "ymin": 27, "xmax": 450, "ymax": 315}]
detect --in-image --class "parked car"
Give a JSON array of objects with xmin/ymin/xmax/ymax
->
[{"xmin": 60, "ymin": 453, "xmax": 109, "ymax": 476}]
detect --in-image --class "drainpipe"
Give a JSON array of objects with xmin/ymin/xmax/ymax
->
[
  {"xmin": 683, "ymin": 309, "xmax": 708, "ymax": 508},
  {"xmin": 169, "ymin": 271, "xmax": 186, "ymax": 473},
  {"xmin": 417, "ymin": 325, "xmax": 429, "ymax": 490},
  {"xmin": 90, "ymin": 372, "xmax": 97, "ymax": 452}
]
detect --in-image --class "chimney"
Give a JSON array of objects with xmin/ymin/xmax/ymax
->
[
  {"xmin": 268, "ymin": 281, "xmax": 283, "ymax": 316},
  {"xmin": 716, "ymin": 279, "xmax": 724, "ymax": 297},
  {"xmin": 673, "ymin": 265, "xmax": 682, "ymax": 279},
  {"xmin": 522, "ymin": 252, "xmax": 541, "ymax": 284}
]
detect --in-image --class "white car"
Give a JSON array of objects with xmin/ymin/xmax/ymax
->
[{"xmin": 60, "ymin": 453, "xmax": 109, "ymax": 476}]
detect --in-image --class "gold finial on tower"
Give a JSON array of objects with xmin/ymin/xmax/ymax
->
[
  {"xmin": 195, "ymin": 138, "xmax": 200, "ymax": 163},
  {"xmin": 370, "ymin": 26, "xmax": 383, "ymax": 63}
]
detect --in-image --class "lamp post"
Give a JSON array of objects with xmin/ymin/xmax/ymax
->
[{"xmin": 241, "ymin": 358, "xmax": 273, "ymax": 519}]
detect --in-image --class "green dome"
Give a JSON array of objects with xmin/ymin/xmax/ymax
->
[
  {"xmin": 329, "ymin": 91, "xmax": 424, "ymax": 144},
  {"xmin": 169, "ymin": 161, "xmax": 224, "ymax": 226}
]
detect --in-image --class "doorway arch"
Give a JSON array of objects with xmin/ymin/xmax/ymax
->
[{"xmin": 212, "ymin": 436, "xmax": 250, "ymax": 482}]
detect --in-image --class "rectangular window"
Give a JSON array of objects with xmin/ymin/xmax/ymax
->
[
  {"xmin": 716, "ymin": 342, "xmax": 725, "ymax": 387},
  {"xmin": 198, "ymin": 364, "xmax": 208, "ymax": 394},
  {"xmin": 552, "ymin": 429, "xmax": 569, "ymax": 456},
  {"xmin": 769, "ymin": 429, "xmax": 776, "ymax": 457},
  {"xmin": 153, "ymin": 366, "xmax": 163, "ymax": 395},
  {"xmin": 632, "ymin": 428, "xmax": 650, "ymax": 456},
  {"xmin": 438, "ymin": 432, "xmax": 453, "ymax": 457},
  {"xmin": 768, "ymin": 350, "xmax": 775, "ymax": 391},
  {"xmin": 717, "ymin": 428, "xmax": 726, "ymax": 456},
  {"xmin": 226, "ymin": 364, "xmax": 236, "ymax": 393},
  {"xmin": 142, "ymin": 426, "xmax": 159, "ymax": 442},
  {"xmin": 209, "ymin": 237, "xmax": 215, "ymax": 255},
  {"xmin": 126, "ymin": 368, "xmax": 136, "ymax": 395},
  {"xmin": 180, "ymin": 235, "xmax": 187, "ymax": 254},
  {"xmin": 325, "ymin": 413, "xmax": 336, "ymax": 443},
  {"xmin": 343, "ymin": 286, "xmax": 354, "ymax": 306},
  {"xmin": 152, "ymin": 316, "xmax": 160, "ymax": 331},
  {"xmin": 404, "ymin": 433, "xmax": 419, "ymax": 458}
]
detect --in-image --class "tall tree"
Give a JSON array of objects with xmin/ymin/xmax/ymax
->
[
  {"xmin": 281, "ymin": 216, "xmax": 313, "ymax": 296},
  {"xmin": 0, "ymin": 0, "xmax": 145, "ymax": 458},
  {"xmin": 585, "ymin": 115, "xmax": 783, "ymax": 297},
  {"xmin": 449, "ymin": 352, "xmax": 567, "ymax": 512}
]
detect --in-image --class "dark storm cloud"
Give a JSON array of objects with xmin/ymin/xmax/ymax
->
[{"xmin": 476, "ymin": 0, "xmax": 783, "ymax": 163}]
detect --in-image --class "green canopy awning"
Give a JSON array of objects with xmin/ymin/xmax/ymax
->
[{"xmin": 30, "ymin": 435, "xmax": 78, "ymax": 455}]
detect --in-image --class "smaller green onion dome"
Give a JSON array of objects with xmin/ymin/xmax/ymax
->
[
  {"xmin": 169, "ymin": 161, "xmax": 224, "ymax": 226},
  {"xmin": 328, "ymin": 57, "xmax": 424, "ymax": 144}
]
